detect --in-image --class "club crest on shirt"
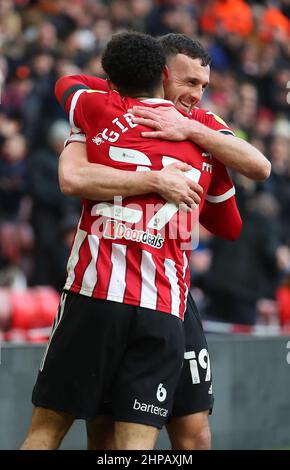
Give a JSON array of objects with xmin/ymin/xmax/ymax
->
[{"xmin": 92, "ymin": 133, "xmax": 104, "ymax": 145}]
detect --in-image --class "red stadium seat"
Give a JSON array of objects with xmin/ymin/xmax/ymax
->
[
  {"xmin": 277, "ymin": 285, "xmax": 290, "ymax": 327},
  {"xmin": 11, "ymin": 287, "xmax": 60, "ymax": 331}
]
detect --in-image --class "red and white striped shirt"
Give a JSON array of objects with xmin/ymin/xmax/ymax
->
[{"xmin": 55, "ymin": 76, "xmax": 241, "ymax": 319}]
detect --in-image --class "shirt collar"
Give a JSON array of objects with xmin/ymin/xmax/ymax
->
[{"xmin": 140, "ymin": 98, "xmax": 174, "ymax": 105}]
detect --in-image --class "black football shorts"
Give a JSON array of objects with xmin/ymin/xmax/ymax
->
[
  {"xmin": 171, "ymin": 291, "xmax": 214, "ymax": 417},
  {"xmin": 32, "ymin": 290, "xmax": 185, "ymax": 429},
  {"xmin": 95, "ymin": 291, "xmax": 214, "ymax": 419}
]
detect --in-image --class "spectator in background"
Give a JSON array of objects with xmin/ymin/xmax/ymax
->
[
  {"xmin": 204, "ymin": 189, "xmax": 284, "ymax": 326},
  {"xmin": 200, "ymin": 0, "xmax": 254, "ymax": 38},
  {"xmin": 266, "ymin": 123, "xmax": 290, "ymax": 244},
  {"xmin": 0, "ymin": 132, "xmax": 33, "ymax": 287},
  {"xmin": 23, "ymin": 50, "xmax": 58, "ymax": 150},
  {"xmin": 27, "ymin": 120, "xmax": 79, "ymax": 291}
]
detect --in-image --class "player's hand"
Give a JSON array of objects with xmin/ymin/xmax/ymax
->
[
  {"xmin": 156, "ymin": 162, "xmax": 203, "ymax": 208},
  {"xmin": 128, "ymin": 106, "xmax": 191, "ymax": 141}
]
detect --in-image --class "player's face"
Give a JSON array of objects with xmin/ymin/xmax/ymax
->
[{"xmin": 164, "ymin": 54, "xmax": 210, "ymax": 114}]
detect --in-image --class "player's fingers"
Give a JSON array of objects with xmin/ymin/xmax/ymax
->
[
  {"xmin": 179, "ymin": 202, "xmax": 192, "ymax": 213},
  {"xmin": 132, "ymin": 117, "xmax": 161, "ymax": 129},
  {"xmin": 188, "ymin": 181, "xmax": 203, "ymax": 195},
  {"xmin": 141, "ymin": 131, "xmax": 164, "ymax": 138},
  {"xmin": 172, "ymin": 162, "xmax": 192, "ymax": 172},
  {"xmin": 129, "ymin": 107, "xmax": 159, "ymax": 120},
  {"xmin": 129, "ymin": 106, "xmax": 160, "ymax": 115},
  {"xmin": 188, "ymin": 189, "xmax": 201, "ymax": 205},
  {"xmin": 186, "ymin": 200, "xmax": 199, "ymax": 213},
  {"xmin": 179, "ymin": 200, "xmax": 199, "ymax": 212}
]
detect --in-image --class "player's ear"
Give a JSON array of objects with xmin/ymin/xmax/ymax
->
[
  {"xmin": 162, "ymin": 65, "xmax": 169, "ymax": 84},
  {"xmin": 107, "ymin": 79, "xmax": 117, "ymax": 91}
]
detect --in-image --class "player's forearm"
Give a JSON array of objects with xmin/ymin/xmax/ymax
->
[
  {"xmin": 59, "ymin": 143, "xmax": 200, "ymax": 204},
  {"xmin": 59, "ymin": 158, "xmax": 158, "ymax": 200},
  {"xmin": 187, "ymin": 121, "xmax": 271, "ymax": 181}
]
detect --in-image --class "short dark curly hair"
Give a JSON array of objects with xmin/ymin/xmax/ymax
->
[
  {"xmin": 101, "ymin": 32, "xmax": 166, "ymax": 97},
  {"xmin": 158, "ymin": 34, "xmax": 211, "ymax": 67}
]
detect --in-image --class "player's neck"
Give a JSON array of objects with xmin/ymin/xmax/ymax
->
[
  {"xmin": 134, "ymin": 92, "xmax": 164, "ymax": 100},
  {"xmin": 133, "ymin": 85, "xmax": 164, "ymax": 101}
]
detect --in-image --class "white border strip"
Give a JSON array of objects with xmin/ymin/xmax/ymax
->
[
  {"xmin": 206, "ymin": 186, "xmax": 235, "ymax": 203},
  {"xmin": 69, "ymin": 89, "xmax": 86, "ymax": 131}
]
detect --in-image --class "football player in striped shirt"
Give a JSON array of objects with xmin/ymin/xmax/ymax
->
[
  {"xmin": 56, "ymin": 35, "xmax": 269, "ymax": 450},
  {"xmin": 21, "ymin": 32, "xmax": 242, "ymax": 450}
]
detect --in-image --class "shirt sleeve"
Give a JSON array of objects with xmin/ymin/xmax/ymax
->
[
  {"xmin": 64, "ymin": 130, "xmax": 86, "ymax": 147},
  {"xmin": 192, "ymin": 108, "xmax": 235, "ymax": 136},
  {"xmin": 200, "ymin": 197, "xmax": 242, "ymax": 240},
  {"xmin": 200, "ymin": 160, "xmax": 242, "ymax": 240},
  {"xmin": 55, "ymin": 75, "xmax": 108, "ymax": 113},
  {"xmin": 57, "ymin": 76, "xmax": 110, "ymax": 146},
  {"xmin": 55, "ymin": 75, "xmax": 108, "ymax": 133}
]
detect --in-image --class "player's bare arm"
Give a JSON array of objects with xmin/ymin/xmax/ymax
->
[
  {"xmin": 129, "ymin": 105, "xmax": 271, "ymax": 181},
  {"xmin": 59, "ymin": 142, "xmax": 202, "ymax": 206}
]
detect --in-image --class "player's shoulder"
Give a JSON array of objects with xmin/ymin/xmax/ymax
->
[
  {"xmin": 190, "ymin": 108, "xmax": 234, "ymax": 134},
  {"xmin": 82, "ymin": 88, "xmax": 122, "ymax": 107}
]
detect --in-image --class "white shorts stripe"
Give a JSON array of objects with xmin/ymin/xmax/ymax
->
[
  {"xmin": 107, "ymin": 243, "xmax": 127, "ymax": 302},
  {"xmin": 183, "ymin": 252, "xmax": 189, "ymax": 315},
  {"xmin": 39, "ymin": 292, "xmax": 67, "ymax": 372},
  {"xmin": 140, "ymin": 251, "xmax": 157, "ymax": 309},
  {"xmin": 79, "ymin": 234, "xmax": 100, "ymax": 296},
  {"xmin": 65, "ymin": 227, "xmax": 87, "ymax": 290},
  {"xmin": 164, "ymin": 258, "xmax": 180, "ymax": 318}
]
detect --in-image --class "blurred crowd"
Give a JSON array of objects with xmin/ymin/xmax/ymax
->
[{"xmin": 1, "ymin": 0, "xmax": 290, "ymax": 334}]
